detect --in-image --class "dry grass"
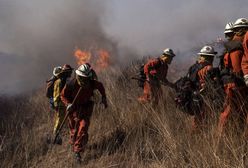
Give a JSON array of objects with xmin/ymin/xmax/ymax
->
[{"xmin": 1, "ymin": 64, "xmax": 248, "ymax": 168}]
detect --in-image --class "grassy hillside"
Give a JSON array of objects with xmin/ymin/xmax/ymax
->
[{"xmin": 1, "ymin": 65, "xmax": 248, "ymax": 168}]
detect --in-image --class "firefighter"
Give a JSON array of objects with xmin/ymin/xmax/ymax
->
[
  {"xmin": 217, "ymin": 19, "xmax": 248, "ymax": 136},
  {"xmin": 190, "ymin": 46, "xmax": 217, "ymax": 132},
  {"xmin": 61, "ymin": 63, "xmax": 107, "ymax": 163},
  {"xmin": 241, "ymin": 18, "xmax": 248, "ymax": 84},
  {"xmin": 224, "ymin": 22, "xmax": 235, "ymax": 41},
  {"xmin": 53, "ymin": 64, "xmax": 73, "ymax": 143},
  {"xmin": 46, "ymin": 66, "xmax": 62, "ymax": 110},
  {"xmin": 138, "ymin": 48, "xmax": 175, "ymax": 104}
]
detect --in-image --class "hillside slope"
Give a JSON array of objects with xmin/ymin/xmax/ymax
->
[{"xmin": 1, "ymin": 67, "xmax": 248, "ymax": 168}]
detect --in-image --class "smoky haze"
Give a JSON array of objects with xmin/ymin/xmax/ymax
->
[
  {"xmin": 0, "ymin": 0, "xmax": 118, "ymax": 94},
  {"xmin": 104, "ymin": 0, "xmax": 247, "ymax": 56},
  {"xmin": 0, "ymin": 0, "xmax": 247, "ymax": 94}
]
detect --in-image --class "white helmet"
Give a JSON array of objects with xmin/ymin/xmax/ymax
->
[
  {"xmin": 198, "ymin": 46, "xmax": 217, "ymax": 56},
  {"xmin": 53, "ymin": 66, "xmax": 62, "ymax": 76},
  {"xmin": 224, "ymin": 22, "xmax": 234, "ymax": 34},
  {"xmin": 233, "ymin": 18, "xmax": 248, "ymax": 28},
  {"xmin": 163, "ymin": 48, "xmax": 175, "ymax": 57},
  {"xmin": 76, "ymin": 63, "xmax": 93, "ymax": 77}
]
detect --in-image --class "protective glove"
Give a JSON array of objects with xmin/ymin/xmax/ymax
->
[
  {"xmin": 66, "ymin": 103, "xmax": 73, "ymax": 112},
  {"xmin": 101, "ymin": 97, "xmax": 108, "ymax": 109},
  {"xmin": 244, "ymin": 75, "xmax": 248, "ymax": 87}
]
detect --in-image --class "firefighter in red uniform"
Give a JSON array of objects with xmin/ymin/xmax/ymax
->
[
  {"xmin": 190, "ymin": 46, "xmax": 217, "ymax": 132},
  {"xmin": 218, "ymin": 19, "xmax": 248, "ymax": 135},
  {"xmin": 61, "ymin": 63, "xmax": 107, "ymax": 163},
  {"xmin": 238, "ymin": 18, "xmax": 248, "ymax": 137},
  {"xmin": 241, "ymin": 18, "xmax": 248, "ymax": 84},
  {"xmin": 138, "ymin": 48, "xmax": 175, "ymax": 104}
]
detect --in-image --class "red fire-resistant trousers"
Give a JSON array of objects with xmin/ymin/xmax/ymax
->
[
  {"xmin": 138, "ymin": 81, "xmax": 162, "ymax": 104},
  {"xmin": 68, "ymin": 102, "xmax": 94, "ymax": 153},
  {"xmin": 218, "ymin": 83, "xmax": 248, "ymax": 135}
]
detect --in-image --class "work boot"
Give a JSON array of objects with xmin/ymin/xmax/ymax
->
[{"xmin": 74, "ymin": 152, "xmax": 81, "ymax": 164}]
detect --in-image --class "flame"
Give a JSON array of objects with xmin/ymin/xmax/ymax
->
[
  {"xmin": 96, "ymin": 49, "xmax": 110, "ymax": 70},
  {"xmin": 73, "ymin": 47, "xmax": 111, "ymax": 72},
  {"xmin": 74, "ymin": 49, "xmax": 91, "ymax": 65}
]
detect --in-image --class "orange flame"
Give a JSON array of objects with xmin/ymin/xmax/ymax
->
[
  {"xmin": 73, "ymin": 47, "xmax": 111, "ymax": 72},
  {"xmin": 96, "ymin": 49, "xmax": 110, "ymax": 70},
  {"xmin": 74, "ymin": 49, "xmax": 91, "ymax": 65}
]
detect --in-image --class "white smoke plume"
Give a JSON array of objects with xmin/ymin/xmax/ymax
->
[
  {"xmin": 105, "ymin": 0, "xmax": 247, "ymax": 56},
  {"xmin": 0, "ymin": 0, "xmax": 247, "ymax": 94},
  {"xmin": 0, "ymin": 0, "xmax": 117, "ymax": 94}
]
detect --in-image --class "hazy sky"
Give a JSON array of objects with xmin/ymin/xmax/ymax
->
[
  {"xmin": 104, "ymin": 0, "xmax": 247, "ymax": 55},
  {"xmin": 0, "ymin": 0, "xmax": 247, "ymax": 94}
]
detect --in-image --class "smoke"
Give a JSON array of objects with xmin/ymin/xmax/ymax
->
[
  {"xmin": 104, "ymin": 0, "xmax": 247, "ymax": 57},
  {"xmin": 0, "ymin": 0, "xmax": 247, "ymax": 94},
  {"xmin": 0, "ymin": 0, "xmax": 118, "ymax": 94}
]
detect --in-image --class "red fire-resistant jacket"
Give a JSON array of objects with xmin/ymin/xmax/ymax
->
[
  {"xmin": 144, "ymin": 58, "xmax": 168, "ymax": 82},
  {"xmin": 61, "ymin": 78, "xmax": 106, "ymax": 107},
  {"xmin": 224, "ymin": 35, "xmax": 244, "ymax": 74},
  {"xmin": 197, "ymin": 62, "xmax": 213, "ymax": 90},
  {"xmin": 242, "ymin": 32, "xmax": 248, "ymax": 75}
]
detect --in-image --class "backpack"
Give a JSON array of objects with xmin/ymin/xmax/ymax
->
[
  {"xmin": 174, "ymin": 76, "xmax": 196, "ymax": 115},
  {"xmin": 137, "ymin": 64, "xmax": 146, "ymax": 88},
  {"xmin": 220, "ymin": 40, "xmax": 245, "ymax": 86},
  {"xmin": 45, "ymin": 76, "xmax": 57, "ymax": 98},
  {"xmin": 174, "ymin": 62, "xmax": 210, "ymax": 115},
  {"xmin": 219, "ymin": 40, "xmax": 243, "ymax": 72}
]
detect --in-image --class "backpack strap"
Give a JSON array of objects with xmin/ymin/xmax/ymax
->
[{"xmin": 226, "ymin": 52, "xmax": 232, "ymax": 70}]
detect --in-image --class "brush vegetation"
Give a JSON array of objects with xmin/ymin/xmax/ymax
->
[{"xmin": 0, "ymin": 63, "xmax": 248, "ymax": 168}]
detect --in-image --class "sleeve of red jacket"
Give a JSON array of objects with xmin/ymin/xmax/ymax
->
[
  {"xmin": 144, "ymin": 59, "xmax": 159, "ymax": 76},
  {"xmin": 230, "ymin": 50, "xmax": 243, "ymax": 74},
  {"xmin": 197, "ymin": 65, "xmax": 213, "ymax": 89},
  {"xmin": 94, "ymin": 81, "xmax": 106, "ymax": 98},
  {"xmin": 60, "ymin": 84, "xmax": 72, "ymax": 106},
  {"xmin": 242, "ymin": 32, "xmax": 248, "ymax": 76}
]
